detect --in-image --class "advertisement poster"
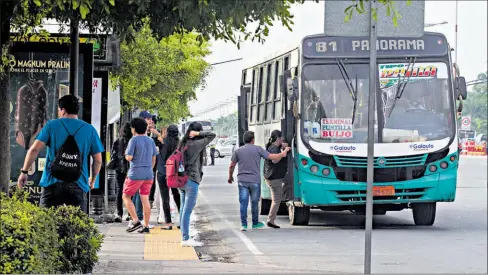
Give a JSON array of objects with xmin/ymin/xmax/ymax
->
[
  {"xmin": 9, "ymin": 49, "xmax": 86, "ymax": 203},
  {"xmin": 321, "ymin": 118, "xmax": 353, "ymax": 139},
  {"xmin": 91, "ymin": 78, "xmax": 102, "ymax": 189}
]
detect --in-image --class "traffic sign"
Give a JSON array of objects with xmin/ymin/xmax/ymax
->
[{"xmin": 461, "ymin": 116, "xmax": 471, "ymax": 130}]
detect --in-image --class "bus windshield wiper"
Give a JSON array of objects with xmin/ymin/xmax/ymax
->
[
  {"xmin": 336, "ymin": 58, "xmax": 358, "ymax": 124},
  {"xmin": 387, "ymin": 57, "xmax": 417, "ymax": 118}
]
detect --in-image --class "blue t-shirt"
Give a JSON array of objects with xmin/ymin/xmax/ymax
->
[
  {"xmin": 36, "ymin": 118, "xmax": 105, "ymax": 192},
  {"xmin": 125, "ymin": 136, "xmax": 158, "ymax": 180}
]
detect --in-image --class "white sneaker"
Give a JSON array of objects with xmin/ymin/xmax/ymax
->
[
  {"xmin": 148, "ymin": 224, "xmax": 155, "ymax": 229},
  {"xmin": 181, "ymin": 239, "xmax": 203, "ymax": 247}
]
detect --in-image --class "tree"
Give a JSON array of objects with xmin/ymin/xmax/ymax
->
[
  {"xmin": 111, "ymin": 21, "xmax": 211, "ymax": 126},
  {"xmin": 212, "ymin": 112, "xmax": 238, "ymax": 137},
  {"xmin": 464, "ymin": 72, "xmax": 488, "ymax": 135},
  {"xmin": 0, "ymin": 0, "xmax": 409, "ymax": 193}
]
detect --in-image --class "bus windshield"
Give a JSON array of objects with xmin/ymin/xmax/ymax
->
[{"xmin": 301, "ymin": 62, "xmax": 454, "ymax": 144}]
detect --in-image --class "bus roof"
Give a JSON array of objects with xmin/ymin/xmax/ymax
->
[{"xmin": 242, "ymin": 42, "xmax": 299, "ymax": 70}]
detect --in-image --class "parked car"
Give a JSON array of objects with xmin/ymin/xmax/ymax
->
[{"xmin": 215, "ymin": 138, "xmax": 236, "ymax": 158}]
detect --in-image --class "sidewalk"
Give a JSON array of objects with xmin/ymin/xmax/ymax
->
[{"xmin": 93, "ymin": 208, "xmax": 324, "ymax": 274}]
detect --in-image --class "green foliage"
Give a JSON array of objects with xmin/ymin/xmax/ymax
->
[
  {"xmin": 111, "ymin": 21, "xmax": 211, "ymax": 126},
  {"xmin": 464, "ymin": 72, "xmax": 488, "ymax": 135},
  {"xmin": 0, "ymin": 190, "xmax": 104, "ymax": 274},
  {"xmin": 211, "ymin": 112, "xmax": 238, "ymax": 137},
  {"xmin": 54, "ymin": 205, "xmax": 104, "ymax": 274},
  {"xmin": 345, "ymin": 0, "xmax": 409, "ymax": 27},
  {"xmin": 0, "ymin": 191, "xmax": 61, "ymax": 274}
]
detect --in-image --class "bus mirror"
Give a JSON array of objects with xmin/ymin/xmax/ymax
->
[{"xmin": 456, "ymin": 76, "xmax": 467, "ymax": 100}]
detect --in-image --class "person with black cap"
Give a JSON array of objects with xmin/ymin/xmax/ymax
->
[
  {"xmin": 155, "ymin": 125, "xmax": 182, "ymax": 230},
  {"xmin": 263, "ymin": 130, "xmax": 288, "ymax": 229},
  {"xmin": 128, "ymin": 110, "xmax": 161, "ymax": 227},
  {"xmin": 139, "ymin": 111, "xmax": 161, "ymax": 205}
]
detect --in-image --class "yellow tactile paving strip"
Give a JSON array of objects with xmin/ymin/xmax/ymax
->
[{"xmin": 144, "ymin": 226, "xmax": 199, "ymax": 261}]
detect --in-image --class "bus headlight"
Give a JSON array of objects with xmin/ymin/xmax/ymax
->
[
  {"xmin": 429, "ymin": 165, "xmax": 437, "ymax": 172},
  {"xmin": 322, "ymin": 168, "xmax": 331, "ymax": 176},
  {"xmin": 310, "ymin": 165, "xmax": 319, "ymax": 173},
  {"xmin": 440, "ymin": 161, "xmax": 448, "ymax": 169}
]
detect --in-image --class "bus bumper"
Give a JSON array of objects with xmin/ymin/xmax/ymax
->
[{"xmin": 300, "ymin": 168, "xmax": 457, "ymax": 207}]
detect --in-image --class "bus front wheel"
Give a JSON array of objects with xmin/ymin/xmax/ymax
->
[
  {"xmin": 260, "ymin": 198, "xmax": 271, "ymax": 215},
  {"xmin": 288, "ymin": 204, "xmax": 310, "ymax": 226},
  {"xmin": 412, "ymin": 202, "xmax": 436, "ymax": 226}
]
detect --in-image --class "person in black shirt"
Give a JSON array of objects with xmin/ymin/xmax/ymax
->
[
  {"xmin": 155, "ymin": 125, "xmax": 181, "ymax": 230},
  {"xmin": 110, "ymin": 123, "xmax": 132, "ymax": 222},
  {"xmin": 263, "ymin": 130, "xmax": 288, "ymax": 229}
]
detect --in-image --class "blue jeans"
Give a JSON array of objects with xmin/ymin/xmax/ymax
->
[
  {"xmin": 238, "ymin": 182, "xmax": 261, "ymax": 227},
  {"xmin": 179, "ymin": 179, "xmax": 199, "ymax": 241},
  {"xmin": 132, "ymin": 191, "xmax": 143, "ymax": 220}
]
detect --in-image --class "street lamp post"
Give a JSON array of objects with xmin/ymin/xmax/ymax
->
[{"xmin": 455, "ymin": 0, "xmax": 459, "ymax": 64}]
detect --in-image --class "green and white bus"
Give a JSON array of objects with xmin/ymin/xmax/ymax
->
[{"xmin": 237, "ymin": 32, "xmax": 468, "ymax": 226}]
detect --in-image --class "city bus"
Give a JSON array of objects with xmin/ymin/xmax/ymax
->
[{"xmin": 237, "ymin": 32, "xmax": 468, "ymax": 226}]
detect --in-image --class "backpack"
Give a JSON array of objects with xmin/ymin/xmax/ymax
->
[
  {"xmin": 166, "ymin": 145, "xmax": 189, "ymax": 188},
  {"xmin": 51, "ymin": 120, "xmax": 84, "ymax": 183}
]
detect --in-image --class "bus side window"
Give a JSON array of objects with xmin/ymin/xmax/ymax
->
[
  {"xmin": 250, "ymin": 68, "xmax": 257, "ymax": 123},
  {"xmin": 265, "ymin": 63, "xmax": 273, "ymax": 122},
  {"xmin": 257, "ymin": 66, "xmax": 265, "ymax": 123},
  {"xmin": 274, "ymin": 59, "xmax": 283, "ymax": 121}
]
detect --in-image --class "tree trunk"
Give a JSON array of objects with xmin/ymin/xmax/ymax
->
[{"xmin": 0, "ymin": 2, "xmax": 13, "ymax": 194}]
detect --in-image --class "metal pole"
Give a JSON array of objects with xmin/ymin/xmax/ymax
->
[
  {"xmin": 364, "ymin": 0, "xmax": 377, "ymax": 274},
  {"xmin": 69, "ymin": 19, "xmax": 79, "ymax": 96},
  {"xmin": 454, "ymin": 0, "xmax": 458, "ymax": 64}
]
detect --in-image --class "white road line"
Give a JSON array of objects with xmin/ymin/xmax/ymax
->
[{"xmin": 198, "ymin": 190, "xmax": 264, "ymax": 256}]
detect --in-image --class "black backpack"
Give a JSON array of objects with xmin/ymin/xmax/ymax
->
[{"xmin": 51, "ymin": 120, "xmax": 84, "ymax": 182}]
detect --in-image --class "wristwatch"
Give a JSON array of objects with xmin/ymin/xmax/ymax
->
[{"xmin": 20, "ymin": 169, "xmax": 29, "ymax": 175}]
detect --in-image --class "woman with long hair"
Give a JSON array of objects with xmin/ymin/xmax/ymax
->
[
  {"xmin": 178, "ymin": 122, "xmax": 216, "ymax": 246},
  {"xmin": 263, "ymin": 130, "xmax": 288, "ymax": 229},
  {"xmin": 111, "ymin": 123, "xmax": 133, "ymax": 222},
  {"xmin": 155, "ymin": 125, "xmax": 181, "ymax": 229}
]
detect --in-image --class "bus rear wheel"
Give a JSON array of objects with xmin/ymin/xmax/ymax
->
[
  {"xmin": 412, "ymin": 202, "xmax": 436, "ymax": 226},
  {"xmin": 288, "ymin": 204, "xmax": 310, "ymax": 226},
  {"xmin": 260, "ymin": 198, "xmax": 271, "ymax": 215}
]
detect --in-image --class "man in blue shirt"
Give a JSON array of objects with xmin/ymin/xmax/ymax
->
[
  {"xmin": 17, "ymin": 95, "xmax": 104, "ymax": 214},
  {"xmin": 123, "ymin": 117, "xmax": 158, "ymax": 233}
]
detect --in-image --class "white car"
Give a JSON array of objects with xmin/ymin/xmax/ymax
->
[{"xmin": 215, "ymin": 139, "xmax": 236, "ymax": 158}]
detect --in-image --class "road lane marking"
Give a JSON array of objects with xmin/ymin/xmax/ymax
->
[{"xmin": 198, "ymin": 190, "xmax": 264, "ymax": 256}]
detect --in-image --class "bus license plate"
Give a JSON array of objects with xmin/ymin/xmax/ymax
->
[{"xmin": 373, "ymin": 186, "xmax": 395, "ymax": 196}]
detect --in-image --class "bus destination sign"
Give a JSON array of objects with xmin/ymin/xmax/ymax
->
[{"xmin": 302, "ymin": 34, "xmax": 448, "ymax": 59}]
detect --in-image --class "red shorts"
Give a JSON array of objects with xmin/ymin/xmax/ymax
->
[{"xmin": 123, "ymin": 178, "xmax": 153, "ymax": 196}]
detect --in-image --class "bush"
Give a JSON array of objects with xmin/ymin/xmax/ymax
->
[
  {"xmin": 0, "ymin": 190, "xmax": 104, "ymax": 274},
  {"xmin": 55, "ymin": 206, "xmax": 104, "ymax": 274},
  {"xmin": 0, "ymin": 191, "xmax": 61, "ymax": 274}
]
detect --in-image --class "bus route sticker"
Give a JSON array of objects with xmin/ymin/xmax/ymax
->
[{"xmin": 321, "ymin": 118, "xmax": 353, "ymax": 139}]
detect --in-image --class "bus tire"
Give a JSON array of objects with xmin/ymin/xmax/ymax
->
[
  {"xmin": 277, "ymin": 202, "xmax": 288, "ymax": 215},
  {"xmin": 412, "ymin": 202, "xmax": 436, "ymax": 226},
  {"xmin": 260, "ymin": 198, "xmax": 271, "ymax": 215},
  {"xmin": 288, "ymin": 204, "xmax": 310, "ymax": 226}
]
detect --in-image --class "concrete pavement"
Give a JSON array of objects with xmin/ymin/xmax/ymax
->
[
  {"xmin": 194, "ymin": 155, "xmax": 487, "ymax": 274},
  {"xmin": 94, "ymin": 155, "xmax": 486, "ymax": 273}
]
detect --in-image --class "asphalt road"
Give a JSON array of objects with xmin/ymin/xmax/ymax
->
[{"xmin": 194, "ymin": 156, "xmax": 487, "ymax": 274}]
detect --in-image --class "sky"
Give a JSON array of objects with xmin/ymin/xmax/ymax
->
[{"xmin": 189, "ymin": 0, "xmax": 488, "ymax": 119}]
